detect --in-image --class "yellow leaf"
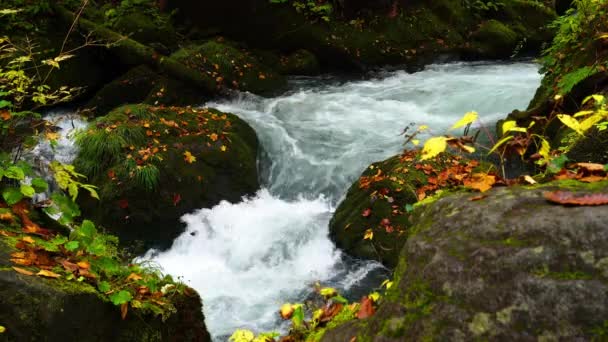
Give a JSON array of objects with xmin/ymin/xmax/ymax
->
[
  {"xmin": 37, "ymin": 270, "xmax": 61, "ymax": 278},
  {"xmin": 418, "ymin": 125, "xmax": 429, "ymax": 131},
  {"xmin": 220, "ymin": 145, "xmax": 227, "ymax": 152},
  {"xmin": 538, "ymin": 137, "xmax": 551, "ymax": 161},
  {"xmin": 450, "ymin": 111, "xmax": 478, "ymax": 130},
  {"xmin": 229, "ymin": 329, "xmax": 255, "ymax": 342},
  {"xmin": 412, "ymin": 139, "xmax": 420, "ymax": 146},
  {"xmin": 464, "ymin": 173, "xmax": 496, "ymax": 192},
  {"xmin": 280, "ymin": 303, "xmax": 294, "ymax": 319},
  {"xmin": 488, "ymin": 135, "xmax": 514, "ymax": 155},
  {"xmin": 209, "ymin": 133, "xmax": 218, "ymax": 142},
  {"xmin": 580, "ymin": 114, "xmax": 605, "ymax": 132},
  {"xmin": 0, "ymin": 325, "xmax": 5, "ymax": 333},
  {"xmin": 501, "ymin": 120, "xmax": 526, "ymax": 134},
  {"xmin": 420, "ymin": 137, "xmax": 447, "ymax": 160},
  {"xmin": 573, "ymin": 110, "xmax": 595, "ymax": 118},
  {"xmin": 368, "ymin": 292, "xmax": 381, "ymax": 302},
  {"xmin": 183, "ymin": 151, "xmax": 196, "ymax": 164},
  {"xmin": 557, "ymin": 114, "xmax": 585, "ymax": 135},
  {"xmin": 363, "ymin": 229, "xmax": 374, "ymax": 240},
  {"xmin": 460, "ymin": 145, "xmax": 475, "ymax": 153},
  {"xmin": 45, "ymin": 131, "xmax": 59, "ymax": 141}
]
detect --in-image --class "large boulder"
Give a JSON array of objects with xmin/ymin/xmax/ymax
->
[
  {"xmin": 322, "ymin": 180, "xmax": 608, "ymax": 341},
  {"xmin": 74, "ymin": 104, "xmax": 259, "ymax": 249}
]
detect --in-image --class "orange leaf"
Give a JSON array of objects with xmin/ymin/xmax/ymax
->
[
  {"xmin": 12, "ymin": 266, "xmax": 34, "ymax": 276},
  {"xmin": 127, "ymin": 273, "xmax": 143, "ymax": 281},
  {"xmin": 77, "ymin": 261, "xmax": 90, "ymax": 269},
  {"xmin": 37, "ymin": 270, "xmax": 61, "ymax": 278},
  {"xmin": 356, "ymin": 296, "xmax": 375, "ymax": 319},
  {"xmin": 464, "ymin": 173, "xmax": 496, "ymax": 192},
  {"xmin": 544, "ymin": 191, "xmax": 608, "ymax": 206},
  {"xmin": 209, "ymin": 133, "xmax": 218, "ymax": 142},
  {"xmin": 0, "ymin": 110, "xmax": 11, "ymax": 121},
  {"xmin": 21, "ymin": 236, "xmax": 35, "ymax": 244},
  {"xmin": 579, "ymin": 175, "xmax": 606, "ymax": 183}
]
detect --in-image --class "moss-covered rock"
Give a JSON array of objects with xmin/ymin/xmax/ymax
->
[
  {"xmin": 278, "ymin": 49, "xmax": 321, "ymax": 75},
  {"xmin": 74, "ymin": 104, "xmax": 259, "ymax": 249},
  {"xmin": 172, "ymin": 0, "xmax": 555, "ymax": 69},
  {"xmin": 84, "ymin": 65, "xmax": 205, "ymax": 116},
  {"xmin": 113, "ymin": 12, "xmax": 177, "ymax": 52},
  {"xmin": 329, "ymin": 152, "xmax": 490, "ymax": 268},
  {"xmin": 469, "ymin": 20, "xmax": 518, "ymax": 59},
  {"xmin": 323, "ymin": 180, "xmax": 608, "ymax": 341},
  {"xmin": 171, "ymin": 39, "xmax": 287, "ymax": 95},
  {"xmin": 0, "ymin": 205, "xmax": 211, "ymax": 341}
]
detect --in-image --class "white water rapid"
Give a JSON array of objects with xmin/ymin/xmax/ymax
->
[{"xmin": 144, "ymin": 61, "xmax": 542, "ymax": 340}]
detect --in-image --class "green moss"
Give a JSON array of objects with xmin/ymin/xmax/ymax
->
[
  {"xmin": 171, "ymin": 39, "xmax": 287, "ymax": 95},
  {"xmin": 470, "ymin": 19, "xmax": 518, "ymax": 58}
]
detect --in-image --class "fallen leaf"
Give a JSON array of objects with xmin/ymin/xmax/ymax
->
[
  {"xmin": 173, "ymin": 193, "xmax": 181, "ymax": 206},
  {"xmin": 121, "ymin": 303, "xmax": 128, "ymax": 320},
  {"xmin": 469, "ymin": 194, "xmax": 487, "ymax": 201},
  {"xmin": 544, "ymin": 191, "xmax": 608, "ymax": 206},
  {"xmin": 579, "ymin": 175, "xmax": 606, "ymax": 183},
  {"xmin": 183, "ymin": 151, "xmax": 197, "ymax": 163},
  {"xmin": 356, "ymin": 296, "xmax": 375, "ymax": 319},
  {"xmin": 37, "ymin": 270, "xmax": 61, "ymax": 278},
  {"xmin": 464, "ymin": 173, "xmax": 496, "ymax": 192},
  {"xmin": 363, "ymin": 229, "xmax": 374, "ymax": 240},
  {"xmin": 522, "ymin": 175, "xmax": 537, "ymax": 185},
  {"xmin": 127, "ymin": 273, "xmax": 143, "ymax": 281},
  {"xmin": 209, "ymin": 133, "xmax": 218, "ymax": 142},
  {"xmin": 575, "ymin": 163, "xmax": 606, "ymax": 172},
  {"xmin": 77, "ymin": 261, "xmax": 90, "ymax": 269},
  {"xmin": 12, "ymin": 266, "xmax": 33, "ymax": 276},
  {"xmin": 21, "ymin": 236, "xmax": 35, "ymax": 244}
]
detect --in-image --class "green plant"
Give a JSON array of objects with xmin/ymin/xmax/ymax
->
[
  {"xmin": 539, "ymin": 0, "xmax": 608, "ymax": 94},
  {"xmin": 269, "ymin": 0, "xmax": 333, "ymax": 22},
  {"xmin": 103, "ymin": 0, "xmax": 169, "ymax": 27}
]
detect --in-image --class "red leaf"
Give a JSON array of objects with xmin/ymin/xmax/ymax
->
[
  {"xmin": 118, "ymin": 199, "xmax": 129, "ymax": 209},
  {"xmin": 356, "ymin": 296, "xmax": 375, "ymax": 319},
  {"xmin": 173, "ymin": 193, "xmax": 181, "ymax": 206},
  {"xmin": 544, "ymin": 191, "xmax": 608, "ymax": 206},
  {"xmin": 361, "ymin": 208, "xmax": 372, "ymax": 217}
]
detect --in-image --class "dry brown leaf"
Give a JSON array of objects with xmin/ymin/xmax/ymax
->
[{"xmin": 12, "ymin": 267, "xmax": 34, "ymax": 276}]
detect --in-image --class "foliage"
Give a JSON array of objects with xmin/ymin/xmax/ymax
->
[
  {"xmin": 103, "ymin": 0, "xmax": 170, "ymax": 28},
  {"xmin": 539, "ymin": 0, "xmax": 608, "ymax": 94},
  {"xmin": 269, "ymin": 0, "xmax": 333, "ymax": 22},
  {"xmin": 462, "ymin": 0, "xmax": 505, "ymax": 14},
  {"xmin": 230, "ymin": 282, "xmax": 393, "ymax": 341},
  {"xmin": 2, "ymin": 203, "xmax": 187, "ymax": 320}
]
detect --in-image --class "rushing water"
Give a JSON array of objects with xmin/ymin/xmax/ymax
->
[{"xmin": 142, "ymin": 61, "xmax": 542, "ymax": 340}]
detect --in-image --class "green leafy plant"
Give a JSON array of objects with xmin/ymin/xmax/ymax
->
[{"xmin": 269, "ymin": 0, "xmax": 333, "ymax": 22}]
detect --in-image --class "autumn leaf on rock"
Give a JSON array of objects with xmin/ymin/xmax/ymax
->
[
  {"xmin": 544, "ymin": 191, "xmax": 608, "ymax": 206},
  {"xmin": 12, "ymin": 266, "xmax": 33, "ymax": 276},
  {"xmin": 183, "ymin": 151, "xmax": 196, "ymax": 163},
  {"xmin": 37, "ymin": 270, "xmax": 61, "ymax": 278},
  {"xmin": 356, "ymin": 296, "xmax": 375, "ymax": 319},
  {"xmin": 361, "ymin": 208, "xmax": 372, "ymax": 217},
  {"xmin": 464, "ymin": 173, "xmax": 496, "ymax": 192}
]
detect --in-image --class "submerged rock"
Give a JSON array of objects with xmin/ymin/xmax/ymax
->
[
  {"xmin": 323, "ymin": 180, "xmax": 608, "ymax": 341},
  {"xmin": 74, "ymin": 104, "xmax": 259, "ymax": 250}
]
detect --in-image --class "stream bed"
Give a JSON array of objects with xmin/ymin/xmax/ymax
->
[{"xmin": 143, "ymin": 61, "xmax": 542, "ymax": 339}]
